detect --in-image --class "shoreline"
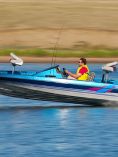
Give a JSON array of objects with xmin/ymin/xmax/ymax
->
[{"xmin": 0, "ymin": 56, "xmax": 118, "ymax": 63}]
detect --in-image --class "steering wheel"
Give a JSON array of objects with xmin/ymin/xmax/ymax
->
[{"xmin": 62, "ymin": 68, "xmax": 68, "ymax": 78}]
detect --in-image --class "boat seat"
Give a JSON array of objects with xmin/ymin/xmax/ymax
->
[
  {"xmin": 101, "ymin": 61, "xmax": 118, "ymax": 83},
  {"xmin": 10, "ymin": 53, "xmax": 23, "ymax": 73},
  {"xmin": 102, "ymin": 61, "xmax": 118, "ymax": 72},
  {"xmin": 87, "ymin": 72, "xmax": 95, "ymax": 81}
]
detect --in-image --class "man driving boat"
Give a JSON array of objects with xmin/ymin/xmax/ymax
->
[{"xmin": 65, "ymin": 58, "xmax": 90, "ymax": 81}]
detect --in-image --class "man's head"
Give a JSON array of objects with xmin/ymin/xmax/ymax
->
[{"xmin": 79, "ymin": 58, "xmax": 87, "ymax": 65}]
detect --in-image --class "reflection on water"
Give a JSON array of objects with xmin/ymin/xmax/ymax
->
[
  {"xmin": 58, "ymin": 109, "xmax": 70, "ymax": 128},
  {"xmin": 0, "ymin": 106, "xmax": 118, "ymax": 157},
  {"xmin": 0, "ymin": 64, "xmax": 118, "ymax": 157}
]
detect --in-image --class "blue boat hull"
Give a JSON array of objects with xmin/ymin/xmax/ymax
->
[
  {"xmin": 0, "ymin": 80, "xmax": 113, "ymax": 106},
  {"xmin": 0, "ymin": 66, "xmax": 118, "ymax": 106}
]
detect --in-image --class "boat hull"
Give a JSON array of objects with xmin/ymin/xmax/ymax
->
[{"xmin": 0, "ymin": 79, "xmax": 118, "ymax": 106}]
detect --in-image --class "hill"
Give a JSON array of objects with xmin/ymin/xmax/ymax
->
[{"xmin": 0, "ymin": 0, "xmax": 118, "ymax": 50}]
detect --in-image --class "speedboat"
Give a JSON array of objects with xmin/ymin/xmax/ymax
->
[{"xmin": 0, "ymin": 53, "xmax": 118, "ymax": 106}]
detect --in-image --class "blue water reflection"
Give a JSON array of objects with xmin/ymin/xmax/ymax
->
[{"xmin": 0, "ymin": 107, "xmax": 118, "ymax": 157}]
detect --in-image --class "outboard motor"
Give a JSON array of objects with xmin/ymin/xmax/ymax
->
[
  {"xmin": 10, "ymin": 53, "xmax": 23, "ymax": 73},
  {"xmin": 102, "ymin": 61, "xmax": 118, "ymax": 83}
]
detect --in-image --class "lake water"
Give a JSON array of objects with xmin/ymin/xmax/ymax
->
[{"xmin": 0, "ymin": 63, "xmax": 118, "ymax": 157}]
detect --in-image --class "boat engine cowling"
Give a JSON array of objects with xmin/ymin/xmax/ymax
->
[{"xmin": 102, "ymin": 61, "xmax": 118, "ymax": 83}]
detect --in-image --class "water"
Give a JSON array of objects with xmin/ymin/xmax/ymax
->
[{"xmin": 0, "ymin": 64, "xmax": 118, "ymax": 157}]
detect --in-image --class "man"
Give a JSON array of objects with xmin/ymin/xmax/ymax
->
[{"xmin": 65, "ymin": 58, "xmax": 89, "ymax": 81}]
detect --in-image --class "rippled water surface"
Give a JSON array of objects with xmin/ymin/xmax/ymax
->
[{"xmin": 0, "ymin": 64, "xmax": 118, "ymax": 157}]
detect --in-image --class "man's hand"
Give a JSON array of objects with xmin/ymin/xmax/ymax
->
[{"xmin": 65, "ymin": 70, "xmax": 69, "ymax": 74}]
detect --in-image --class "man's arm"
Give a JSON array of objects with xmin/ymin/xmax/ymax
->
[{"xmin": 65, "ymin": 70, "xmax": 82, "ymax": 79}]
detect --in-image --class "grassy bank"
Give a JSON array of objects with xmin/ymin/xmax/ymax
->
[{"xmin": 0, "ymin": 49, "xmax": 118, "ymax": 58}]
